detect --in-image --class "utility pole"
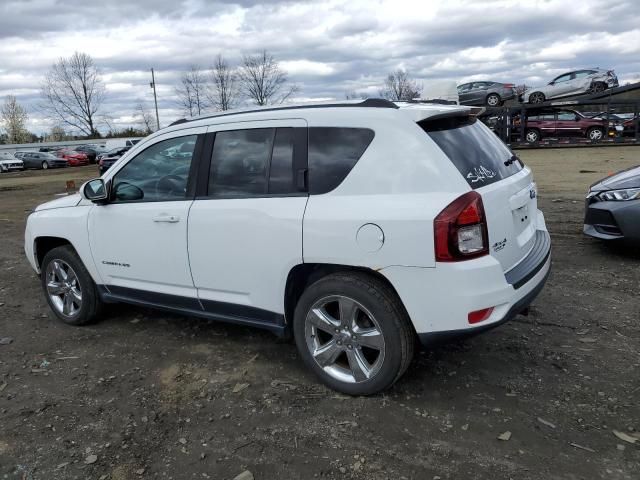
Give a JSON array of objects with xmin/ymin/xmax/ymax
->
[{"xmin": 150, "ymin": 68, "xmax": 160, "ymax": 130}]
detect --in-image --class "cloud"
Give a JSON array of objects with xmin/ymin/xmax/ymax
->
[{"xmin": 0, "ymin": 0, "xmax": 638, "ymax": 135}]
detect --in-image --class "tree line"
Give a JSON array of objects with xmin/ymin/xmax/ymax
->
[{"xmin": 1, "ymin": 50, "xmax": 423, "ymax": 143}]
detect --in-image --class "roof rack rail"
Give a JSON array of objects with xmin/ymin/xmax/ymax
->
[{"xmin": 168, "ymin": 98, "xmax": 398, "ymax": 127}]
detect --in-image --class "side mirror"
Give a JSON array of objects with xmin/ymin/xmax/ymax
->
[
  {"xmin": 82, "ymin": 178, "xmax": 108, "ymax": 203},
  {"xmin": 114, "ymin": 182, "xmax": 144, "ymax": 201},
  {"xmin": 575, "ymin": 115, "xmax": 580, "ymax": 121}
]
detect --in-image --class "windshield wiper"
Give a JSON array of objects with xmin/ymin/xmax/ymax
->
[{"xmin": 504, "ymin": 154, "xmax": 519, "ymax": 166}]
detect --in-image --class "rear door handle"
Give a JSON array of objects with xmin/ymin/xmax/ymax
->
[{"xmin": 152, "ymin": 215, "xmax": 180, "ymax": 223}]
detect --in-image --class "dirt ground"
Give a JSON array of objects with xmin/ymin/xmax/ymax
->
[{"xmin": 0, "ymin": 147, "xmax": 639, "ymax": 480}]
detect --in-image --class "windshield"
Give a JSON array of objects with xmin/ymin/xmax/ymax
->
[{"xmin": 420, "ymin": 115, "xmax": 523, "ymax": 188}]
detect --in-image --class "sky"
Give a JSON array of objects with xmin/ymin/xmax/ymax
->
[{"xmin": 1, "ymin": 0, "xmax": 639, "ymax": 136}]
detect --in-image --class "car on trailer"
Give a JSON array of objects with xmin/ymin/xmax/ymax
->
[{"xmin": 521, "ymin": 69, "xmax": 619, "ymax": 104}]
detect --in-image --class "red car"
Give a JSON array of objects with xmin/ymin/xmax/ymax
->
[
  {"xmin": 56, "ymin": 149, "xmax": 89, "ymax": 166},
  {"xmin": 519, "ymin": 109, "xmax": 607, "ymax": 143}
]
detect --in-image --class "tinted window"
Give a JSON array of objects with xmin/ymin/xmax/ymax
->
[
  {"xmin": 112, "ymin": 135, "xmax": 197, "ymax": 202},
  {"xmin": 421, "ymin": 116, "xmax": 522, "ymax": 188},
  {"xmin": 557, "ymin": 112, "xmax": 577, "ymax": 120},
  {"xmin": 308, "ymin": 128, "xmax": 374, "ymax": 194},
  {"xmin": 554, "ymin": 74, "xmax": 571, "ymax": 83},
  {"xmin": 208, "ymin": 128, "xmax": 274, "ymax": 196},
  {"xmin": 269, "ymin": 128, "xmax": 295, "ymax": 194}
]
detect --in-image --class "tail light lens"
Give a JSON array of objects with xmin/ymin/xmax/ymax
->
[
  {"xmin": 503, "ymin": 83, "xmax": 515, "ymax": 88},
  {"xmin": 434, "ymin": 191, "xmax": 489, "ymax": 262}
]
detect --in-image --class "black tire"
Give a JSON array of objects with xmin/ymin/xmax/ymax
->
[
  {"xmin": 486, "ymin": 93, "xmax": 501, "ymax": 107},
  {"xmin": 525, "ymin": 129, "xmax": 541, "ymax": 143},
  {"xmin": 42, "ymin": 161, "xmax": 49, "ymax": 170},
  {"xmin": 590, "ymin": 82, "xmax": 606, "ymax": 93},
  {"xmin": 41, "ymin": 245, "xmax": 103, "ymax": 326},
  {"xmin": 293, "ymin": 272, "xmax": 415, "ymax": 396},
  {"xmin": 529, "ymin": 92, "xmax": 545, "ymax": 104},
  {"xmin": 587, "ymin": 127, "xmax": 605, "ymax": 142}
]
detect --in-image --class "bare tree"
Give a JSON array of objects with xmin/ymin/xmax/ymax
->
[
  {"xmin": 208, "ymin": 54, "xmax": 239, "ymax": 111},
  {"xmin": 1, "ymin": 95, "xmax": 29, "ymax": 143},
  {"xmin": 175, "ymin": 65, "xmax": 208, "ymax": 116},
  {"xmin": 381, "ymin": 70, "xmax": 422, "ymax": 101},
  {"xmin": 135, "ymin": 101, "xmax": 155, "ymax": 134},
  {"xmin": 41, "ymin": 52, "xmax": 104, "ymax": 137},
  {"xmin": 238, "ymin": 50, "xmax": 299, "ymax": 106},
  {"xmin": 48, "ymin": 125, "xmax": 68, "ymax": 142}
]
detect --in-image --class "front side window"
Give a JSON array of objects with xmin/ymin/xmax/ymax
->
[
  {"xmin": 112, "ymin": 135, "xmax": 197, "ymax": 202},
  {"xmin": 554, "ymin": 74, "xmax": 572, "ymax": 83},
  {"xmin": 308, "ymin": 127, "xmax": 374, "ymax": 194}
]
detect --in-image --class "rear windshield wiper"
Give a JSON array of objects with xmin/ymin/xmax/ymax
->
[{"xmin": 504, "ymin": 154, "xmax": 519, "ymax": 166}]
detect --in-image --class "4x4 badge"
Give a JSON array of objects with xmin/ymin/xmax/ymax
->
[{"xmin": 492, "ymin": 238, "xmax": 507, "ymax": 252}]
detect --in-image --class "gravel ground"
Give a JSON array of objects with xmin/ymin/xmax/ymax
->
[{"xmin": 0, "ymin": 146, "xmax": 639, "ymax": 480}]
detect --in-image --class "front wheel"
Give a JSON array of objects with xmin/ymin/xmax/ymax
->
[
  {"xmin": 587, "ymin": 127, "xmax": 604, "ymax": 141},
  {"xmin": 293, "ymin": 272, "xmax": 415, "ymax": 395},
  {"xmin": 41, "ymin": 245, "xmax": 103, "ymax": 325},
  {"xmin": 42, "ymin": 161, "xmax": 49, "ymax": 170}
]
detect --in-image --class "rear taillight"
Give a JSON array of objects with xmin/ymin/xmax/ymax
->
[
  {"xmin": 503, "ymin": 83, "xmax": 515, "ymax": 88},
  {"xmin": 434, "ymin": 191, "xmax": 489, "ymax": 262}
]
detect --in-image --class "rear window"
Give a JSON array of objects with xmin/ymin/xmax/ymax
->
[{"xmin": 420, "ymin": 115, "xmax": 522, "ymax": 188}]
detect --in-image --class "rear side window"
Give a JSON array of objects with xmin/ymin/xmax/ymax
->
[
  {"xmin": 421, "ymin": 116, "xmax": 522, "ymax": 188},
  {"xmin": 209, "ymin": 128, "xmax": 273, "ymax": 196},
  {"xmin": 308, "ymin": 127, "xmax": 374, "ymax": 194}
]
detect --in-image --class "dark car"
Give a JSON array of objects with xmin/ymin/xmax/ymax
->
[
  {"xmin": 519, "ymin": 109, "xmax": 607, "ymax": 143},
  {"xmin": 584, "ymin": 166, "xmax": 640, "ymax": 243},
  {"xmin": 622, "ymin": 115, "xmax": 639, "ymax": 137},
  {"xmin": 56, "ymin": 149, "xmax": 89, "ymax": 167},
  {"xmin": 39, "ymin": 146, "xmax": 63, "ymax": 153},
  {"xmin": 98, "ymin": 146, "xmax": 131, "ymax": 174},
  {"xmin": 74, "ymin": 145, "xmax": 99, "ymax": 163},
  {"xmin": 457, "ymin": 81, "xmax": 516, "ymax": 107},
  {"xmin": 22, "ymin": 152, "xmax": 69, "ymax": 170}
]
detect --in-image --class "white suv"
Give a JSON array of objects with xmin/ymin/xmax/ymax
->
[{"xmin": 24, "ymin": 99, "xmax": 551, "ymax": 395}]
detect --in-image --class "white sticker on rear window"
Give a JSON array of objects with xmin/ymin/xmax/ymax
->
[{"xmin": 467, "ymin": 166, "xmax": 497, "ymax": 184}]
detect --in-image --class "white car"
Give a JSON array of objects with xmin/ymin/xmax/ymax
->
[
  {"xmin": 521, "ymin": 68, "xmax": 619, "ymax": 104},
  {"xmin": 0, "ymin": 152, "xmax": 24, "ymax": 172},
  {"xmin": 24, "ymin": 99, "xmax": 551, "ymax": 395}
]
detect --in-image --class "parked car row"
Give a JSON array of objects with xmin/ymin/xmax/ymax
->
[{"xmin": 459, "ymin": 68, "xmax": 619, "ymax": 106}]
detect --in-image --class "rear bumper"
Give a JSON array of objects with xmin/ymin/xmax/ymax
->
[{"xmin": 381, "ymin": 224, "xmax": 551, "ymax": 346}]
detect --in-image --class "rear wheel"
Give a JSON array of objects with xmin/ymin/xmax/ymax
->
[
  {"xmin": 529, "ymin": 92, "xmax": 545, "ymax": 104},
  {"xmin": 42, "ymin": 161, "xmax": 49, "ymax": 170},
  {"xmin": 41, "ymin": 246, "xmax": 102, "ymax": 325},
  {"xmin": 589, "ymin": 82, "xmax": 606, "ymax": 93},
  {"xmin": 486, "ymin": 93, "xmax": 501, "ymax": 107},
  {"xmin": 526, "ymin": 129, "xmax": 541, "ymax": 143},
  {"xmin": 587, "ymin": 127, "xmax": 604, "ymax": 141},
  {"xmin": 293, "ymin": 272, "xmax": 415, "ymax": 396}
]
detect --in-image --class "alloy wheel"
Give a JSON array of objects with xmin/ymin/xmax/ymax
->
[
  {"xmin": 304, "ymin": 295, "xmax": 385, "ymax": 383},
  {"xmin": 42, "ymin": 161, "xmax": 49, "ymax": 170},
  {"xmin": 530, "ymin": 92, "xmax": 544, "ymax": 104},
  {"xmin": 45, "ymin": 259, "xmax": 82, "ymax": 317},
  {"xmin": 526, "ymin": 130, "xmax": 539, "ymax": 143},
  {"xmin": 487, "ymin": 94, "xmax": 500, "ymax": 106},
  {"xmin": 589, "ymin": 128, "xmax": 604, "ymax": 141}
]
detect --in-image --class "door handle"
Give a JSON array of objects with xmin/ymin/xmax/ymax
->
[{"xmin": 152, "ymin": 215, "xmax": 180, "ymax": 223}]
